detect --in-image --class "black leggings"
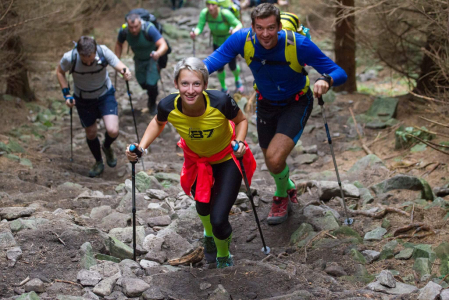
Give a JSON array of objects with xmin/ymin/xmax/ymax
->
[
  {"xmin": 193, "ymin": 158, "xmax": 242, "ymax": 240},
  {"xmin": 213, "ymin": 44, "xmax": 237, "ymax": 73}
]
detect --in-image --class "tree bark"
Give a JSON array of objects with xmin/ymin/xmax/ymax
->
[
  {"xmin": 415, "ymin": 34, "xmax": 440, "ymax": 95},
  {"xmin": 4, "ymin": 35, "xmax": 36, "ymax": 101},
  {"xmin": 334, "ymin": 0, "xmax": 357, "ymax": 93}
]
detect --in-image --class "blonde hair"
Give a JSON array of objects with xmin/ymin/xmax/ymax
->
[{"xmin": 173, "ymin": 57, "xmax": 209, "ymax": 85}]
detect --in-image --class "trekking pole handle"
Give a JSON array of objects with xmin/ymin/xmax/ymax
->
[
  {"xmin": 318, "ymin": 96, "xmax": 324, "ymax": 106},
  {"xmin": 129, "ymin": 144, "xmax": 143, "ymax": 163},
  {"xmin": 124, "ymin": 68, "xmax": 131, "ymax": 96}
]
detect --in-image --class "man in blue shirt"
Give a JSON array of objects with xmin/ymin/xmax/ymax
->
[{"xmin": 204, "ymin": 3, "xmax": 347, "ymax": 225}]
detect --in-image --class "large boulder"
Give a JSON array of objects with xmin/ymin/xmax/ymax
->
[
  {"xmin": 317, "ymin": 181, "xmax": 360, "ymax": 200},
  {"xmin": 157, "ymin": 229, "xmax": 194, "ymax": 260},
  {"xmin": 109, "ymin": 226, "xmax": 145, "ymax": 245},
  {"xmin": 121, "ymin": 277, "xmax": 151, "ymax": 297},
  {"xmin": 371, "ymin": 174, "xmax": 434, "ymax": 200},
  {"xmin": 0, "ymin": 230, "xmax": 17, "ymax": 249},
  {"xmin": 0, "ymin": 207, "xmax": 35, "ymax": 220},
  {"xmin": 99, "ymin": 212, "xmax": 131, "ymax": 232},
  {"xmin": 303, "ymin": 206, "xmax": 340, "ymax": 231}
]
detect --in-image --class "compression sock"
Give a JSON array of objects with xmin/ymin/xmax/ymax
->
[
  {"xmin": 103, "ymin": 131, "xmax": 117, "ymax": 149},
  {"xmin": 217, "ymin": 71, "xmax": 227, "ymax": 90},
  {"xmin": 270, "ymin": 164, "xmax": 295, "ymax": 197},
  {"xmin": 198, "ymin": 214, "xmax": 213, "ymax": 237},
  {"xmin": 86, "ymin": 137, "xmax": 102, "ymax": 162},
  {"xmin": 213, "ymin": 233, "xmax": 232, "ymax": 258},
  {"xmin": 232, "ymin": 64, "xmax": 241, "ymax": 82}
]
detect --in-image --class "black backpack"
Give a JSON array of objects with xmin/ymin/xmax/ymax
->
[
  {"xmin": 124, "ymin": 8, "xmax": 171, "ymax": 68},
  {"xmin": 69, "ymin": 45, "xmax": 108, "ymax": 75}
]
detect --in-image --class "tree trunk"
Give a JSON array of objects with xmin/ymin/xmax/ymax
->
[
  {"xmin": 334, "ymin": 0, "xmax": 357, "ymax": 93},
  {"xmin": 415, "ymin": 34, "xmax": 440, "ymax": 95},
  {"xmin": 4, "ymin": 35, "xmax": 35, "ymax": 101}
]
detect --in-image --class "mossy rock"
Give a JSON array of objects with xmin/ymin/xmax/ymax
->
[
  {"xmin": 332, "ymin": 226, "xmax": 362, "ymax": 243},
  {"xmin": 351, "ymin": 249, "xmax": 367, "ymax": 264}
]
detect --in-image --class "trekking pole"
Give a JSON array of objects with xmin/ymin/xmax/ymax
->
[
  {"xmin": 69, "ymin": 98, "xmax": 73, "ymax": 162},
  {"xmin": 318, "ymin": 96, "xmax": 353, "ymax": 225},
  {"xmin": 114, "ymin": 71, "xmax": 117, "ymax": 89},
  {"xmin": 233, "ymin": 144, "xmax": 270, "ymax": 255},
  {"xmin": 151, "ymin": 51, "xmax": 167, "ymax": 98},
  {"xmin": 129, "ymin": 144, "xmax": 143, "ymax": 261},
  {"xmin": 124, "ymin": 68, "xmax": 145, "ymax": 170}
]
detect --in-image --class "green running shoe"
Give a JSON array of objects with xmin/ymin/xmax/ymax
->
[
  {"xmin": 216, "ymin": 255, "xmax": 234, "ymax": 269},
  {"xmin": 203, "ymin": 236, "xmax": 217, "ymax": 263},
  {"xmin": 88, "ymin": 161, "xmax": 104, "ymax": 177},
  {"xmin": 102, "ymin": 145, "xmax": 117, "ymax": 168}
]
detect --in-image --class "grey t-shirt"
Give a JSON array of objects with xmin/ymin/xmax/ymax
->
[{"xmin": 60, "ymin": 45, "xmax": 119, "ymax": 99}]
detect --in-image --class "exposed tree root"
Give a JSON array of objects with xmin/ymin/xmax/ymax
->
[
  {"xmin": 349, "ymin": 206, "xmax": 410, "ymax": 219},
  {"xmin": 168, "ymin": 247, "xmax": 204, "ymax": 266}
]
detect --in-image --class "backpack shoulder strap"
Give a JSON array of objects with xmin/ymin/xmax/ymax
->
[
  {"xmin": 243, "ymin": 30, "xmax": 255, "ymax": 67},
  {"xmin": 141, "ymin": 21, "xmax": 153, "ymax": 42},
  {"xmin": 96, "ymin": 45, "xmax": 108, "ymax": 66},
  {"xmin": 70, "ymin": 48, "xmax": 77, "ymax": 74},
  {"xmin": 284, "ymin": 29, "xmax": 302, "ymax": 73}
]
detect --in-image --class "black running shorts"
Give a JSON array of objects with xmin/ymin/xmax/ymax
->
[{"xmin": 256, "ymin": 88, "xmax": 314, "ymax": 149}]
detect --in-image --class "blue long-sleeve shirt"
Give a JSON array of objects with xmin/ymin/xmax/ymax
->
[{"xmin": 204, "ymin": 28, "xmax": 347, "ymax": 101}]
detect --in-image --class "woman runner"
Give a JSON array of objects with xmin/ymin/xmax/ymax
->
[{"xmin": 126, "ymin": 57, "xmax": 256, "ymax": 268}]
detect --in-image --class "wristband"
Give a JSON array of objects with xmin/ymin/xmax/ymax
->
[
  {"xmin": 233, "ymin": 140, "xmax": 244, "ymax": 147},
  {"xmin": 62, "ymin": 88, "xmax": 70, "ymax": 97},
  {"xmin": 315, "ymin": 73, "xmax": 332, "ymax": 88}
]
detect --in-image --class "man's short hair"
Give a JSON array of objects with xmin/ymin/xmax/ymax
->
[
  {"xmin": 251, "ymin": 3, "xmax": 281, "ymax": 25},
  {"xmin": 76, "ymin": 36, "xmax": 97, "ymax": 57},
  {"xmin": 126, "ymin": 13, "xmax": 142, "ymax": 23}
]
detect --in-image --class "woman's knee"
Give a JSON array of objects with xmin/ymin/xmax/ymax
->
[{"xmin": 210, "ymin": 217, "xmax": 231, "ymax": 239}]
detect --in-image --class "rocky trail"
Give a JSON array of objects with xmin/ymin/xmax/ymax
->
[{"xmin": 2, "ymin": 4, "xmax": 449, "ymax": 300}]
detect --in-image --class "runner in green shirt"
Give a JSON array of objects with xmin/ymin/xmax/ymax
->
[{"xmin": 190, "ymin": 0, "xmax": 244, "ymax": 93}]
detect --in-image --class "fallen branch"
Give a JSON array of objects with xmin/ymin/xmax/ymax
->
[
  {"xmin": 421, "ymin": 162, "xmax": 441, "ymax": 177},
  {"xmin": 366, "ymin": 122, "xmax": 403, "ymax": 147},
  {"xmin": 393, "ymin": 222, "xmax": 433, "ymax": 236},
  {"xmin": 439, "ymin": 274, "xmax": 449, "ymax": 285},
  {"xmin": 14, "ymin": 276, "xmax": 30, "ymax": 287},
  {"xmin": 168, "ymin": 247, "xmax": 204, "ymax": 266},
  {"xmin": 412, "ymin": 126, "xmax": 449, "ymax": 139},
  {"xmin": 410, "ymin": 204, "xmax": 414, "ymax": 223},
  {"xmin": 391, "ymin": 231, "xmax": 436, "ymax": 240},
  {"xmin": 419, "ymin": 116, "xmax": 449, "ymax": 128},
  {"xmin": 349, "ymin": 107, "xmax": 372, "ymax": 155},
  {"xmin": 349, "ymin": 206, "xmax": 410, "ymax": 219},
  {"xmin": 410, "ymin": 91, "xmax": 447, "ymax": 104},
  {"xmin": 304, "ymin": 231, "xmax": 328, "ymax": 262},
  {"xmin": 54, "ymin": 279, "xmax": 83, "ymax": 288},
  {"xmin": 405, "ymin": 134, "xmax": 449, "ymax": 155},
  {"xmin": 52, "ymin": 231, "xmax": 66, "ymax": 246},
  {"xmin": 325, "ymin": 232, "xmax": 337, "ymax": 239}
]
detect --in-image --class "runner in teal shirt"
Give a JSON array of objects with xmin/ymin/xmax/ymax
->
[{"xmin": 191, "ymin": 0, "xmax": 244, "ymax": 93}]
